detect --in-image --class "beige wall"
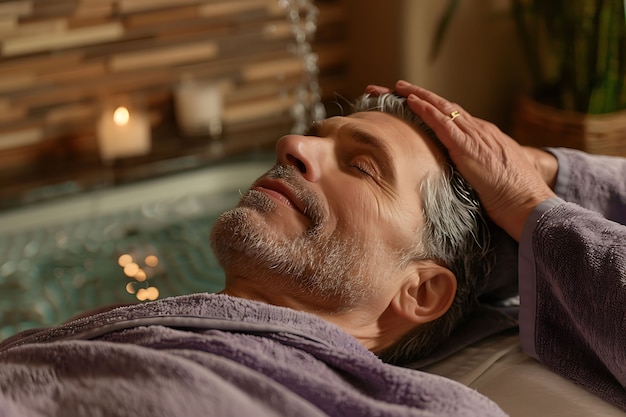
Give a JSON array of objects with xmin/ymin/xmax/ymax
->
[
  {"xmin": 341, "ymin": 0, "xmax": 403, "ymax": 95},
  {"xmin": 344, "ymin": 0, "xmax": 529, "ymax": 130}
]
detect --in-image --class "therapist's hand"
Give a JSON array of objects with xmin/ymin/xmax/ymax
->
[
  {"xmin": 380, "ymin": 81, "xmax": 557, "ymax": 241},
  {"xmin": 365, "ymin": 83, "xmax": 559, "ymax": 190}
]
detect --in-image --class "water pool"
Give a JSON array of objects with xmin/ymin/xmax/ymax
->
[{"xmin": 0, "ymin": 156, "xmax": 273, "ymax": 340}]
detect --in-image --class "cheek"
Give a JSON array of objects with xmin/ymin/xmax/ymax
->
[
  {"xmin": 330, "ymin": 186, "xmax": 381, "ymax": 235},
  {"xmin": 325, "ymin": 181, "xmax": 423, "ymax": 251},
  {"xmin": 372, "ymin": 197, "xmax": 424, "ymax": 254},
  {"xmin": 334, "ymin": 189, "xmax": 412, "ymax": 252},
  {"xmin": 385, "ymin": 215, "xmax": 421, "ymax": 255}
]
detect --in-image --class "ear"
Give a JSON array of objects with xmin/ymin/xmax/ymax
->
[{"xmin": 391, "ymin": 261, "xmax": 457, "ymax": 324}]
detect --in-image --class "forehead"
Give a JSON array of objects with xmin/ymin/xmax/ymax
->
[{"xmin": 327, "ymin": 111, "xmax": 445, "ymax": 164}]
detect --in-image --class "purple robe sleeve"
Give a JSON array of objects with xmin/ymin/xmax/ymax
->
[{"xmin": 518, "ymin": 148, "xmax": 626, "ymax": 411}]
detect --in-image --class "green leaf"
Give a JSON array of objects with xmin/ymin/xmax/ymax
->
[{"xmin": 430, "ymin": 0, "xmax": 461, "ymax": 61}]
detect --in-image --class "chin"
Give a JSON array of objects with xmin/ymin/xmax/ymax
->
[
  {"xmin": 211, "ymin": 207, "xmax": 261, "ymax": 256},
  {"xmin": 210, "ymin": 203, "xmax": 380, "ymax": 313}
]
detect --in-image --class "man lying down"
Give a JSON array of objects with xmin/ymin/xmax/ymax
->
[
  {"xmin": 0, "ymin": 92, "xmax": 504, "ymax": 416},
  {"xmin": 1, "ymin": 83, "xmax": 625, "ymax": 416}
]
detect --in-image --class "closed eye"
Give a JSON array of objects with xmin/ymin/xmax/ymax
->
[{"xmin": 350, "ymin": 160, "xmax": 375, "ymax": 177}]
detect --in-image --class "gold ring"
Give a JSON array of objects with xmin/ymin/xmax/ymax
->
[{"xmin": 449, "ymin": 110, "xmax": 461, "ymax": 121}]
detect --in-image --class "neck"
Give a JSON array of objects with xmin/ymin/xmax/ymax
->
[
  {"xmin": 334, "ymin": 304, "xmax": 418, "ymax": 354},
  {"xmin": 221, "ymin": 278, "xmax": 415, "ymax": 354}
]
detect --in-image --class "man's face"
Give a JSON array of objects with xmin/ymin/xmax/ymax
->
[{"xmin": 210, "ymin": 111, "xmax": 445, "ymax": 312}]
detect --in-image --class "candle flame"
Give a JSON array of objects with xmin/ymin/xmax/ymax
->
[{"xmin": 113, "ymin": 106, "xmax": 130, "ymax": 126}]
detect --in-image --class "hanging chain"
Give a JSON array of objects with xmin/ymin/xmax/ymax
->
[{"xmin": 278, "ymin": 0, "xmax": 326, "ymax": 133}]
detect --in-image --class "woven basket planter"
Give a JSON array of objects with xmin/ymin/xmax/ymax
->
[{"xmin": 511, "ymin": 95, "xmax": 626, "ymax": 158}]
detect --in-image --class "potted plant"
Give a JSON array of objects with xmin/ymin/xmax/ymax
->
[{"xmin": 433, "ymin": 0, "xmax": 626, "ymax": 156}]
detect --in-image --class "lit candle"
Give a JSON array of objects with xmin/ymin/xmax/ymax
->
[
  {"xmin": 97, "ymin": 102, "xmax": 151, "ymax": 162},
  {"xmin": 175, "ymin": 76, "xmax": 223, "ymax": 137}
]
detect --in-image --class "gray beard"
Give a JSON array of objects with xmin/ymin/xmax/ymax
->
[{"xmin": 210, "ymin": 165, "xmax": 377, "ymax": 311}]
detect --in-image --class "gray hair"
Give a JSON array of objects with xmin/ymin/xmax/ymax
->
[{"xmin": 350, "ymin": 93, "xmax": 494, "ymax": 364}]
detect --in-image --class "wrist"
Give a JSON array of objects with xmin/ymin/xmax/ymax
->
[
  {"xmin": 537, "ymin": 151, "xmax": 559, "ymax": 189},
  {"xmin": 521, "ymin": 147, "xmax": 559, "ymax": 189},
  {"xmin": 492, "ymin": 191, "xmax": 556, "ymax": 242}
]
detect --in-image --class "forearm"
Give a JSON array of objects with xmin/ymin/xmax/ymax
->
[
  {"xmin": 519, "ymin": 163, "xmax": 626, "ymax": 357},
  {"xmin": 518, "ymin": 147, "xmax": 626, "ymax": 407},
  {"xmin": 517, "ymin": 197, "xmax": 567, "ymax": 359},
  {"xmin": 548, "ymin": 147, "xmax": 626, "ymax": 223},
  {"xmin": 518, "ymin": 201, "xmax": 626, "ymax": 408}
]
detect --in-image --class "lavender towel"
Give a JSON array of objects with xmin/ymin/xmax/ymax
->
[
  {"xmin": 519, "ymin": 148, "xmax": 626, "ymax": 411},
  {"xmin": 0, "ymin": 293, "xmax": 506, "ymax": 417}
]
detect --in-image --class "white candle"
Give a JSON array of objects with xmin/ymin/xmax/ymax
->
[
  {"xmin": 175, "ymin": 77, "xmax": 223, "ymax": 137},
  {"xmin": 97, "ymin": 104, "xmax": 151, "ymax": 162}
]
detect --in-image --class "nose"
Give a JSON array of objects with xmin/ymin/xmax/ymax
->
[{"xmin": 275, "ymin": 134, "xmax": 326, "ymax": 182}]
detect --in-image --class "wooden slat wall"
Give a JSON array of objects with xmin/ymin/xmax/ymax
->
[{"xmin": 0, "ymin": 0, "xmax": 348, "ymax": 202}]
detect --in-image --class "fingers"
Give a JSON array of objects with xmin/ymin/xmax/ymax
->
[
  {"xmin": 397, "ymin": 80, "xmax": 471, "ymax": 127},
  {"xmin": 366, "ymin": 81, "xmax": 464, "ymax": 123},
  {"xmin": 406, "ymin": 93, "xmax": 467, "ymax": 151},
  {"xmin": 366, "ymin": 81, "xmax": 433, "ymax": 98},
  {"xmin": 367, "ymin": 80, "xmax": 475, "ymax": 153},
  {"xmin": 364, "ymin": 85, "xmax": 390, "ymax": 95},
  {"xmin": 395, "ymin": 81, "xmax": 457, "ymax": 112},
  {"xmin": 406, "ymin": 94, "xmax": 451, "ymax": 128}
]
